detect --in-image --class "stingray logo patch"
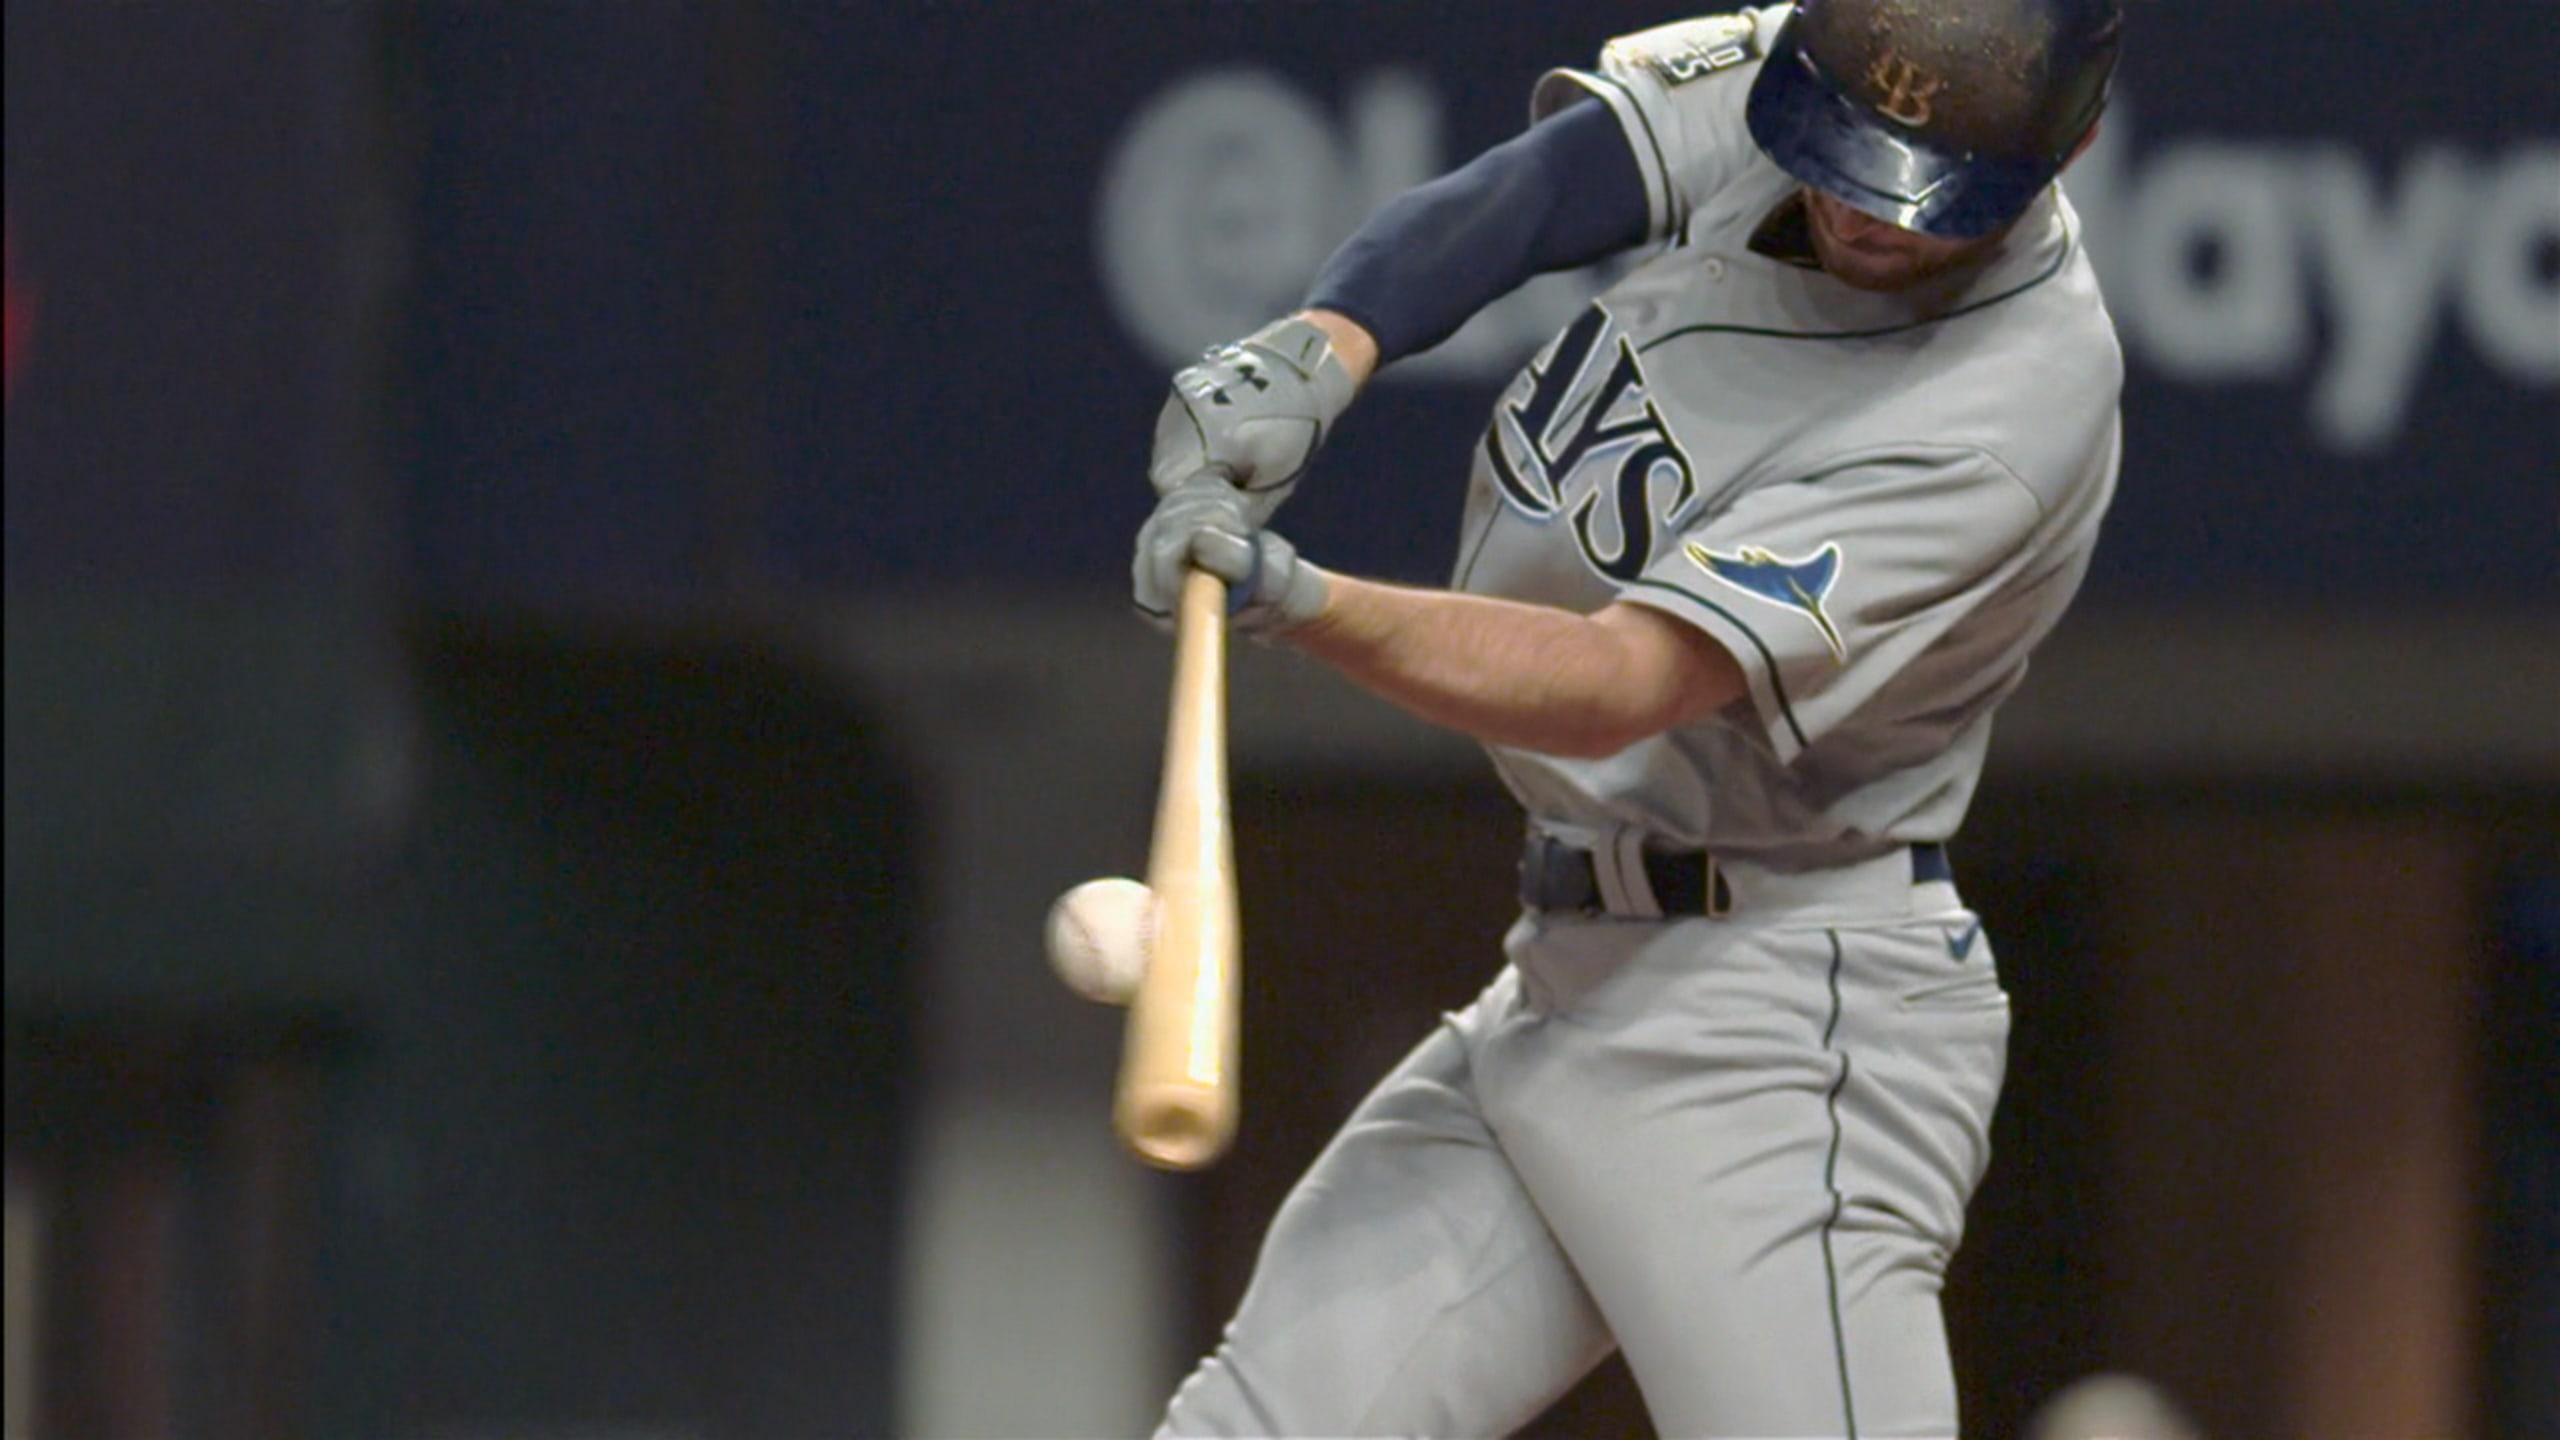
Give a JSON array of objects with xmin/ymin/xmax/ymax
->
[{"xmin": 1685, "ymin": 542, "xmax": 1847, "ymax": 661}]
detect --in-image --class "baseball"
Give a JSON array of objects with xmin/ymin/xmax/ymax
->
[
  {"xmin": 2027, "ymin": 1372, "xmax": 2203, "ymax": 1440},
  {"xmin": 1045, "ymin": 876, "xmax": 1156, "ymax": 1005}
]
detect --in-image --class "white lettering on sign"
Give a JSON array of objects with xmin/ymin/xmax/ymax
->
[
  {"xmin": 1095, "ymin": 68, "xmax": 1608, "ymax": 383},
  {"xmin": 2066, "ymin": 105, "xmax": 2560, "ymax": 454}
]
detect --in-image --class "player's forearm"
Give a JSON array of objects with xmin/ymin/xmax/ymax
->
[{"xmin": 1288, "ymin": 575, "xmax": 1674, "ymax": 759}]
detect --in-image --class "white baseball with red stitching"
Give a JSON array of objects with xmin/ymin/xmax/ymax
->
[{"xmin": 1044, "ymin": 877, "xmax": 1156, "ymax": 1006}]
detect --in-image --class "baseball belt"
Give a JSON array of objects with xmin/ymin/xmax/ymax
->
[{"xmin": 1519, "ymin": 831, "xmax": 1953, "ymax": 919}]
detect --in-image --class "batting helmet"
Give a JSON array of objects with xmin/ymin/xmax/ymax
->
[{"xmin": 1745, "ymin": 0, "xmax": 2122, "ymax": 239}]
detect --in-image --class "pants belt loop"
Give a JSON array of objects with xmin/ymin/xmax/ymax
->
[
  {"xmin": 1704, "ymin": 853, "xmax": 1732, "ymax": 919},
  {"xmin": 1594, "ymin": 826, "xmax": 1663, "ymax": 920}
]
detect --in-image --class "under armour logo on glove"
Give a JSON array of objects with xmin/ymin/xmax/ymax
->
[{"xmin": 1209, "ymin": 360, "xmax": 1273, "ymax": 406}]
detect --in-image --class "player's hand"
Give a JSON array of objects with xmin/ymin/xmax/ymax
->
[
  {"xmin": 1149, "ymin": 315, "xmax": 1359, "ymax": 527},
  {"xmin": 1133, "ymin": 474, "xmax": 1331, "ymax": 638}
]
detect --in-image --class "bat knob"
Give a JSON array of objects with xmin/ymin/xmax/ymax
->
[{"xmin": 1121, "ymin": 1089, "xmax": 1233, "ymax": 1172}]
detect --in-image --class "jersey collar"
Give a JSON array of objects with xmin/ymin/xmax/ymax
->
[{"xmin": 1746, "ymin": 191, "xmax": 1824, "ymax": 269}]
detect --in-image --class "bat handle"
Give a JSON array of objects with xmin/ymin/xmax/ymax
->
[{"xmin": 1179, "ymin": 563, "xmax": 1224, "ymax": 626}]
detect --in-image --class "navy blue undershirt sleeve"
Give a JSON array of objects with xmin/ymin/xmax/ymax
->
[{"xmin": 1303, "ymin": 97, "xmax": 1649, "ymax": 367}]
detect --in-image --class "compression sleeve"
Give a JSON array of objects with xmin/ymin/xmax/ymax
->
[{"xmin": 1302, "ymin": 97, "xmax": 1648, "ymax": 367}]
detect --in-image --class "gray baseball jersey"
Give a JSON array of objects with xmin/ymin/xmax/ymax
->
[
  {"xmin": 1160, "ymin": 11, "xmax": 2123, "ymax": 1438},
  {"xmin": 1457, "ymin": 4, "xmax": 2122, "ymax": 866}
]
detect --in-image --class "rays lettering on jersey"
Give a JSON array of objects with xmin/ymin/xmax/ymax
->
[{"xmin": 1482, "ymin": 304, "xmax": 1698, "ymax": 581}]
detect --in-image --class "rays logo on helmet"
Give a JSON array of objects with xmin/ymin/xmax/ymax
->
[
  {"xmin": 1685, "ymin": 542, "xmax": 1848, "ymax": 662},
  {"xmin": 1865, "ymin": 50, "xmax": 1944, "ymax": 127}
]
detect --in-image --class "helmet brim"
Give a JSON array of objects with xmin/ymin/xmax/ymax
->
[{"xmin": 1745, "ymin": 17, "xmax": 2059, "ymax": 241}]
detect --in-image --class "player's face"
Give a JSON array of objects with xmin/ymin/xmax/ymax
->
[{"xmin": 1802, "ymin": 190, "xmax": 2005, "ymax": 293}]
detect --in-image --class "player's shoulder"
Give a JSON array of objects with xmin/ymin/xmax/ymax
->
[
  {"xmin": 1532, "ymin": 6, "xmax": 1788, "ymax": 122},
  {"xmin": 1598, "ymin": 8, "xmax": 1778, "ymax": 88},
  {"xmin": 1896, "ymin": 253, "xmax": 2124, "ymax": 515},
  {"xmin": 1770, "ymin": 217, "xmax": 2122, "ymax": 510},
  {"xmin": 1988, "ymin": 194, "xmax": 2126, "ymax": 400},
  {"xmin": 1531, "ymin": 5, "xmax": 1795, "ymax": 235}
]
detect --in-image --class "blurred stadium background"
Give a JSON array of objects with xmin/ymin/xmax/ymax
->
[{"xmin": 4, "ymin": 2, "xmax": 2553, "ymax": 1437}]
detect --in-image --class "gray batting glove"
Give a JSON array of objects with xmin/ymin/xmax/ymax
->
[
  {"xmin": 1149, "ymin": 315, "xmax": 1359, "ymax": 527},
  {"xmin": 1133, "ymin": 476, "xmax": 1331, "ymax": 638}
]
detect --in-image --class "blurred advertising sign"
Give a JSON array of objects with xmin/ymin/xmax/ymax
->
[
  {"xmin": 1080, "ymin": 6, "xmax": 2556, "ymax": 604},
  {"xmin": 3, "ymin": 220, "xmax": 30, "ymax": 401},
  {"xmin": 1096, "ymin": 77, "xmax": 2560, "ymax": 461},
  {"xmin": 14, "ymin": 3, "xmax": 2541, "ymax": 606},
  {"xmin": 2066, "ymin": 111, "xmax": 2556, "ymax": 457}
]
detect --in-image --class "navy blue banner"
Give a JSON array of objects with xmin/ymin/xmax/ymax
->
[
  {"xmin": 3, "ymin": 0, "xmax": 381, "ymax": 590},
  {"xmin": 755, "ymin": 1, "xmax": 2560, "ymax": 605},
  {"xmin": 5, "ymin": 2, "xmax": 2553, "ymax": 607}
]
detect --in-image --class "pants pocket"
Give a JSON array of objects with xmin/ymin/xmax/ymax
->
[{"xmin": 1897, "ymin": 969, "xmax": 2012, "ymax": 1014}]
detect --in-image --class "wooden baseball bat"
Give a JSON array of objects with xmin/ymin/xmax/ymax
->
[{"xmin": 1113, "ymin": 567, "xmax": 1241, "ymax": 1170}]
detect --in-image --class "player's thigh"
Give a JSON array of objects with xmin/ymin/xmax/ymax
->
[
  {"xmin": 1603, "ymin": 1199, "xmax": 1960, "ymax": 1439},
  {"xmin": 1489, "ymin": 920, "xmax": 1994, "ymax": 1437},
  {"xmin": 1518, "ymin": 1074, "xmax": 1961, "ymax": 1436},
  {"xmin": 1160, "ymin": 978, "xmax": 1615, "ymax": 1440}
]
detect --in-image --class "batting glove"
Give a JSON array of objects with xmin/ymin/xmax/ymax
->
[
  {"xmin": 1149, "ymin": 315, "xmax": 1358, "ymax": 527},
  {"xmin": 1133, "ymin": 475, "xmax": 1331, "ymax": 638}
]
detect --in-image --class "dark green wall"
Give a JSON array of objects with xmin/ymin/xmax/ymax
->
[{"xmin": 7, "ymin": 609, "xmax": 922, "ymax": 1440}]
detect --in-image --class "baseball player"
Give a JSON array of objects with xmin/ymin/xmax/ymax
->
[{"xmin": 1132, "ymin": 1, "xmax": 2124, "ymax": 1435}]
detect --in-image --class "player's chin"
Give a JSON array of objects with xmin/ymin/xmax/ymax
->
[
  {"xmin": 1812, "ymin": 237, "xmax": 1941, "ymax": 293},
  {"xmin": 1807, "ymin": 207, "xmax": 1991, "ymax": 293}
]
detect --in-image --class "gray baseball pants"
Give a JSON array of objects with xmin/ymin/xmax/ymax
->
[{"xmin": 1157, "ymin": 856, "xmax": 2008, "ymax": 1439}]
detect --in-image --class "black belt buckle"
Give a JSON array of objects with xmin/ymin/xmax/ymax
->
[{"xmin": 1644, "ymin": 849, "xmax": 1728, "ymax": 918}]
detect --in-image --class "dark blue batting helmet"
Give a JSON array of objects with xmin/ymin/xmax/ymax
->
[{"xmin": 1746, "ymin": 0, "xmax": 2123, "ymax": 239}]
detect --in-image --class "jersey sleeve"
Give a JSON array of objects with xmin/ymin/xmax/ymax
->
[
  {"xmin": 1528, "ymin": 6, "xmax": 1788, "ymax": 244},
  {"xmin": 1618, "ymin": 447, "xmax": 2049, "ymax": 767}
]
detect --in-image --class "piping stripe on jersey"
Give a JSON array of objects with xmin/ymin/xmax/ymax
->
[
  {"xmin": 1624, "ymin": 575, "xmax": 1809, "ymax": 754},
  {"xmin": 1637, "ymin": 224, "xmax": 2077, "ymax": 352},
  {"xmin": 1819, "ymin": 929, "xmax": 1862, "ymax": 1439},
  {"xmin": 1452, "ymin": 461, "xmax": 1507, "ymax": 593}
]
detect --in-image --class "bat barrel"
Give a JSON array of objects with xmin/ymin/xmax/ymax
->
[{"xmin": 1113, "ymin": 567, "xmax": 1242, "ymax": 1171}]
